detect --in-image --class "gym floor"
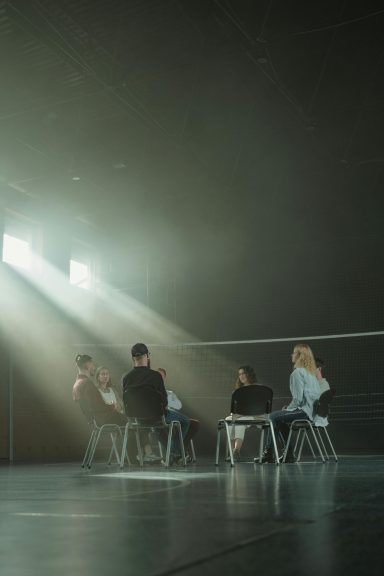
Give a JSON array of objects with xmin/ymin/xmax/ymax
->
[{"xmin": 0, "ymin": 455, "xmax": 383, "ymax": 576}]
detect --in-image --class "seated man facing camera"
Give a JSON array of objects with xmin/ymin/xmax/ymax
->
[
  {"xmin": 158, "ymin": 367, "xmax": 199, "ymax": 461},
  {"xmin": 73, "ymin": 354, "xmax": 126, "ymax": 426}
]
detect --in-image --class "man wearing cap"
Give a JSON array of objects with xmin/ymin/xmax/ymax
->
[
  {"xmin": 73, "ymin": 354, "xmax": 126, "ymax": 426},
  {"xmin": 122, "ymin": 343, "xmax": 190, "ymax": 462}
]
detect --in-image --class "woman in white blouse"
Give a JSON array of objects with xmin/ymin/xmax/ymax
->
[{"xmin": 95, "ymin": 366, "xmax": 124, "ymax": 414}]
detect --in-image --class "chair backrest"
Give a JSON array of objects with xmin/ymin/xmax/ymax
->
[
  {"xmin": 124, "ymin": 384, "xmax": 165, "ymax": 421},
  {"xmin": 75, "ymin": 398, "xmax": 97, "ymax": 426},
  {"xmin": 230, "ymin": 385, "xmax": 273, "ymax": 415},
  {"xmin": 314, "ymin": 388, "xmax": 335, "ymax": 418}
]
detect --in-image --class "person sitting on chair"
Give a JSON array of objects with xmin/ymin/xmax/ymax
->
[
  {"xmin": 225, "ymin": 365, "xmax": 259, "ymax": 462},
  {"xmin": 95, "ymin": 366, "xmax": 125, "ymax": 414},
  {"xmin": 158, "ymin": 367, "xmax": 199, "ymax": 462},
  {"xmin": 123, "ymin": 344, "xmax": 190, "ymax": 464},
  {"xmin": 261, "ymin": 344, "xmax": 321, "ymax": 463},
  {"xmin": 315, "ymin": 357, "xmax": 330, "ymax": 394},
  {"xmin": 313, "ymin": 357, "xmax": 331, "ymax": 427},
  {"xmin": 73, "ymin": 354, "xmax": 126, "ymax": 426}
]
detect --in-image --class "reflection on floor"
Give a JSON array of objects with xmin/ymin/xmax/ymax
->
[{"xmin": 0, "ymin": 456, "xmax": 383, "ymax": 576}]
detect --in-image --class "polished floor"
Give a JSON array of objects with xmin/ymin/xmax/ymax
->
[{"xmin": 0, "ymin": 455, "xmax": 383, "ymax": 576}]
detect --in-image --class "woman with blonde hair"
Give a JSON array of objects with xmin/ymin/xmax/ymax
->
[{"xmin": 261, "ymin": 343, "xmax": 321, "ymax": 463}]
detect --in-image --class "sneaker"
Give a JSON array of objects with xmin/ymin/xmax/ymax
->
[
  {"xmin": 225, "ymin": 449, "xmax": 241, "ymax": 462},
  {"xmin": 260, "ymin": 448, "xmax": 276, "ymax": 464},
  {"xmin": 143, "ymin": 453, "xmax": 162, "ymax": 463},
  {"xmin": 280, "ymin": 450, "xmax": 296, "ymax": 464}
]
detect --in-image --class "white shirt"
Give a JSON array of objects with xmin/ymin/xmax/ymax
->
[
  {"xmin": 99, "ymin": 387, "xmax": 118, "ymax": 406},
  {"xmin": 167, "ymin": 390, "xmax": 182, "ymax": 410}
]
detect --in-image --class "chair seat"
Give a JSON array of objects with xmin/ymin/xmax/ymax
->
[
  {"xmin": 219, "ymin": 417, "xmax": 270, "ymax": 427},
  {"xmin": 288, "ymin": 419, "xmax": 312, "ymax": 430}
]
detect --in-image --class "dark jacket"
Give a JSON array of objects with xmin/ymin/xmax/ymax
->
[
  {"xmin": 122, "ymin": 366, "xmax": 168, "ymax": 420},
  {"xmin": 73, "ymin": 373, "xmax": 126, "ymax": 426}
]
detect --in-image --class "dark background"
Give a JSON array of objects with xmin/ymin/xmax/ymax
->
[{"xmin": 0, "ymin": 0, "xmax": 383, "ymax": 460}]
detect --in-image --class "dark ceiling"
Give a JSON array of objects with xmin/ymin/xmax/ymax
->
[{"xmin": 1, "ymin": 0, "xmax": 383, "ymax": 337}]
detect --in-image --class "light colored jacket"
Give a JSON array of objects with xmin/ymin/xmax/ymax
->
[{"xmin": 285, "ymin": 367, "xmax": 321, "ymax": 420}]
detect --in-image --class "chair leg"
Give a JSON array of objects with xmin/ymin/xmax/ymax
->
[
  {"xmin": 308, "ymin": 426, "xmax": 325, "ymax": 463},
  {"xmin": 82, "ymin": 430, "xmax": 96, "ymax": 468},
  {"xmin": 224, "ymin": 422, "xmax": 234, "ymax": 466},
  {"xmin": 282, "ymin": 428, "xmax": 293, "ymax": 463},
  {"xmin": 293, "ymin": 429, "xmax": 302, "ymax": 455},
  {"xmin": 215, "ymin": 425, "xmax": 222, "ymax": 466},
  {"xmin": 269, "ymin": 423, "xmax": 280, "ymax": 465},
  {"xmin": 297, "ymin": 430, "xmax": 306, "ymax": 462},
  {"xmin": 322, "ymin": 428, "xmax": 338, "ymax": 462},
  {"xmin": 157, "ymin": 440, "xmax": 164, "ymax": 459},
  {"xmin": 107, "ymin": 436, "xmax": 115, "ymax": 465},
  {"xmin": 119, "ymin": 427, "xmax": 131, "ymax": 466},
  {"xmin": 257, "ymin": 428, "xmax": 265, "ymax": 463},
  {"xmin": 304, "ymin": 431, "xmax": 317, "ymax": 460},
  {"xmin": 315, "ymin": 428, "xmax": 329, "ymax": 460},
  {"xmin": 189, "ymin": 439, "xmax": 196, "ymax": 462},
  {"xmin": 119, "ymin": 424, "xmax": 130, "ymax": 469},
  {"xmin": 176, "ymin": 422, "xmax": 186, "ymax": 466},
  {"xmin": 165, "ymin": 425, "xmax": 173, "ymax": 467},
  {"xmin": 87, "ymin": 429, "xmax": 102, "ymax": 469},
  {"xmin": 135, "ymin": 430, "xmax": 144, "ymax": 467}
]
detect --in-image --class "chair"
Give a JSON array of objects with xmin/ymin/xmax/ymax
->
[
  {"xmin": 120, "ymin": 385, "xmax": 186, "ymax": 469},
  {"xmin": 76, "ymin": 399, "xmax": 129, "ymax": 469},
  {"xmin": 215, "ymin": 385, "xmax": 280, "ymax": 466},
  {"xmin": 313, "ymin": 389, "xmax": 338, "ymax": 461},
  {"xmin": 184, "ymin": 419, "xmax": 200, "ymax": 462},
  {"xmin": 282, "ymin": 419, "xmax": 326, "ymax": 463},
  {"xmin": 281, "ymin": 389, "xmax": 337, "ymax": 463}
]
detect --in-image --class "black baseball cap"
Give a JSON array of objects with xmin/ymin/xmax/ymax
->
[
  {"xmin": 76, "ymin": 354, "xmax": 93, "ymax": 368},
  {"xmin": 131, "ymin": 343, "xmax": 149, "ymax": 357}
]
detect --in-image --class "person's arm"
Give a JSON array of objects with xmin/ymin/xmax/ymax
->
[
  {"xmin": 285, "ymin": 369, "xmax": 304, "ymax": 411},
  {"xmin": 111, "ymin": 388, "xmax": 124, "ymax": 413},
  {"xmin": 167, "ymin": 390, "xmax": 182, "ymax": 410},
  {"xmin": 84, "ymin": 381, "xmax": 115, "ymax": 415},
  {"xmin": 155, "ymin": 373, "xmax": 168, "ymax": 408}
]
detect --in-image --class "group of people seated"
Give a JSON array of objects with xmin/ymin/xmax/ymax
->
[
  {"xmin": 72, "ymin": 340, "xmax": 330, "ymax": 466},
  {"xmin": 72, "ymin": 343, "xmax": 199, "ymax": 465},
  {"xmin": 227, "ymin": 343, "xmax": 330, "ymax": 463}
]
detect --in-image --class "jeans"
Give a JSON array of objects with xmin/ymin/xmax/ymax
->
[
  {"xmin": 266, "ymin": 409, "xmax": 308, "ymax": 449},
  {"xmin": 164, "ymin": 409, "xmax": 190, "ymax": 456}
]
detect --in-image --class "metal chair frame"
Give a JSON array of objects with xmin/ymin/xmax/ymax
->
[
  {"xmin": 82, "ymin": 420, "xmax": 130, "ymax": 469},
  {"xmin": 281, "ymin": 388, "xmax": 338, "ymax": 463},
  {"xmin": 119, "ymin": 416, "xmax": 186, "ymax": 468},
  {"xmin": 215, "ymin": 385, "xmax": 280, "ymax": 466},
  {"xmin": 76, "ymin": 399, "xmax": 130, "ymax": 469},
  {"xmin": 282, "ymin": 419, "xmax": 326, "ymax": 463}
]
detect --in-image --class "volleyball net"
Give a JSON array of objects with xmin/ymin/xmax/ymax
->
[{"xmin": 80, "ymin": 330, "xmax": 384, "ymax": 424}]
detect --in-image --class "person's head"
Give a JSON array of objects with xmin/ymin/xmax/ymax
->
[
  {"xmin": 236, "ymin": 365, "xmax": 257, "ymax": 388},
  {"xmin": 95, "ymin": 366, "xmax": 111, "ymax": 390},
  {"xmin": 315, "ymin": 357, "xmax": 325, "ymax": 379},
  {"xmin": 158, "ymin": 368, "xmax": 167, "ymax": 380},
  {"xmin": 131, "ymin": 343, "xmax": 150, "ymax": 367},
  {"xmin": 291, "ymin": 344, "xmax": 317, "ymax": 374},
  {"xmin": 76, "ymin": 354, "xmax": 95, "ymax": 376},
  {"xmin": 315, "ymin": 357, "xmax": 325, "ymax": 372}
]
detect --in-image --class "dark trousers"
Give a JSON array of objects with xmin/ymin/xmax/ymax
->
[{"xmin": 266, "ymin": 409, "xmax": 308, "ymax": 449}]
